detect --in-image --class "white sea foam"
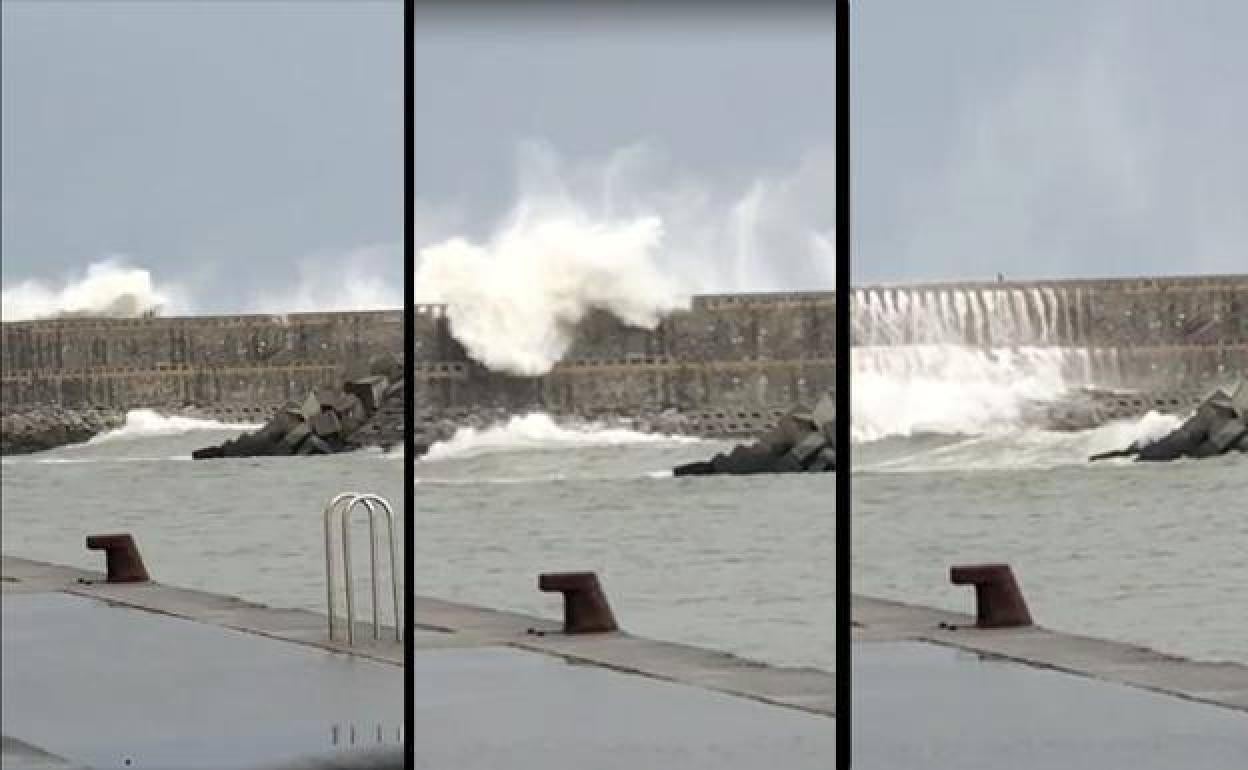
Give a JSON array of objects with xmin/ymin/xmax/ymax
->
[
  {"xmin": 852, "ymin": 344, "xmax": 1088, "ymax": 442},
  {"xmin": 861, "ymin": 411, "xmax": 1188, "ymax": 474},
  {"xmin": 85, "ymin": 410, "xmax": 260, "ymax": 445},
  {"xmin": 421, "ymin": 413, "xmax": 698, "ymax": 462}
]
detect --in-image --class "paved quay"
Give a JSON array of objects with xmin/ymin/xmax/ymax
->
[
  {"xmin": 1, "ymin": 555, "xmax": 838, "ymax": 770},
  {"xmin": 4, "ymin": 554, "xmax": 1245, "ymax": 768}
]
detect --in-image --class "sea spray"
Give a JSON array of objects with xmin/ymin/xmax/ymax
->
[
  {"xmin": 411, "ymin": 142, "xmax": 836, "ymax": 375},
  {"xmin": 1, "ymin": 259, "xmax": 188, "ymax": 321},
  {"xmin": 248, "ymin": 244, "xmax": 402, "ymax": 314},
  {"xmin": 413, "ymin": 209, "xmax": 689, "ymax": 376}
]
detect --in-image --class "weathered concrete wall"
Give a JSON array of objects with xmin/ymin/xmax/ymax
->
[
  {"xmin": 1, "ymin": 310, "xmax": 401, "ymax": 410},
  {"xmin": 3, "ymin": 275, "xmax": 1245, "ymax": 415}
]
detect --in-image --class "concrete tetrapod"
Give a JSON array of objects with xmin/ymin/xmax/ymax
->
[{"xmin": 191, "ymin": 376, "xmax": 400, "ymax": 459}]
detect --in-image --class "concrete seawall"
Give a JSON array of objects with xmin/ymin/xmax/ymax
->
[{"xmin": 3, "ymin": 275, "xmax": 1245, "ymax": 425}]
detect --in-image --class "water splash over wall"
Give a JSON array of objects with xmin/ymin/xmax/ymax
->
[
  {"xmin": 850, "ymin": 284, "xmax": 1086, "ymax": 348},
  {"xmin": 851, "ymin": 285, "xmax": 1095, "ymax": 441}
]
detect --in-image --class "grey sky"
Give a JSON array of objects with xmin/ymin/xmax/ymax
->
[
  {"xmin": 8, "ymin": 1, "xmax": 1237, "ymax": 308},
  {"xmin": 2, "ymin": 0, "xmax": 402, "ymax": 313},
  {"xmin": 855, "ymin": 0, "xmax": 1248, "ymax": 283}
]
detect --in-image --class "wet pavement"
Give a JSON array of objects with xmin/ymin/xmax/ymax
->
[
  {"xmin": 853, "ymin": 641, "xmax": 1247, "ymax": 769},
  {"xmin": 1, "ymin": 593, "xmax": 402, "ymax": 769},
  {"xmin": 4, "ymin": 555, "xmax": 1246, "ymax": 768},
  {"xmin": 411, "ymin": 645, "xmax": 835, "ymax": 770}
]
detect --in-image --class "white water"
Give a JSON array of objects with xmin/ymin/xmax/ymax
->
[
  {"xmin": 0, "ymin": 259, "xmax": 188, "ymax": 321},
  {"xmin": 844, "ymin": 283, "xmax": 1194, "ymax": 472},
  {"xmin": 421, "ymin": 413, "xmax": 699, "ymax": 463},
  {"xmin": 859, "ymin": 412, "xmax": 1185, "ymax": 474},
  {"xmin": 412, "ymin": 142, "xmax": 836, "ymax": 376},
  {"xmin": 85, "ymin": 410, "xmax": 262, "ymax": 445}
]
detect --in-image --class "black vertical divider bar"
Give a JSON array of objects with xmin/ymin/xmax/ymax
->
[
  {"xmin": 835, "ymin": 1, "xmax": 851, "ymax": 768},
  {"xmin": 403, "ymin": 0, "xmax": 415, "ymax": 767}
]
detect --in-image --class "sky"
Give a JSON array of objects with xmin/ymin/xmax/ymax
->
[
  {"xmin": 3, "ymin": 1, "xmax": 1244, "ymax": 318},
  {"xmin": 854, "ymin": 0, "xmax": 1248, "ymax": 283},
  {"xmin": 1, "ymin": 0, "xmax": 403, "ymax": 315}
]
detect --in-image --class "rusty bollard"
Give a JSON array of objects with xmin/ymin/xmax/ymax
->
[
  {"xmin": 950, "ymin": 563, "xmax": 1032, "ymax": 628},
  {"xmin": 86, "ymin": 533, "xmax": 150, "ymax": 583},
  {"xmin": 539, "ymin": 571, "xmax": 619, "ymax": 634}
]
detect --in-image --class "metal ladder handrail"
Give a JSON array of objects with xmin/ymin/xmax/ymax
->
[{"xmin": 323, "ymin": 492, "xmax": 401, "ymax": 645}]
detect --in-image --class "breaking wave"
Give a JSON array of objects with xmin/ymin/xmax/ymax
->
[
  {"xmin": 86, "ymin": 410, "xmax": 261, "ymax": 445},
  {"xmin": 421, "ymin": 413, "xmax": 699, "ymax": 463}
]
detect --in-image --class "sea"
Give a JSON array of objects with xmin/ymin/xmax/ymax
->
[{"xmin": 3, "ymin": 395, "xmax": 1244, "ymax": 671}]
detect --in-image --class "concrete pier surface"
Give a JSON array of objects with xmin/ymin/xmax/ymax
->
[
  {"xmin": 851, "ymin": 596, "xmax": 1247, "ymax": 768},
  {"xmin": 4, "ymin": 554, "xmax": 1246, "ymax": 768},
  {"xmin": 2, "ymin": 556, "xmax": 404, "ymax": 770}
]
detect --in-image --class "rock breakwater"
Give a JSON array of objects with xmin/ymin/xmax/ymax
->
[
  {"xmin": 673, "ymin": 394, "xmax": 836, "ymax": 477},
  {"xmin": 1090, "ymin": 381, "xmax": 1248, "ymax": 462},
  {"xmin": 191, "ymin": 376, "xmax": 402, "ymax": 459}
]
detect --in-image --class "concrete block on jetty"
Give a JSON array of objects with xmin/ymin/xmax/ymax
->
[
  {"xmin": 673, "ymin": 393, "xmax": 836, "ymax": 477},
  {"xmin": 344, "ymin": 375, "xmax": 389, "ymax": 415},
  {"xmin": 1089, "ymin": 379, "xmax": 1248, "ymax": 463}
]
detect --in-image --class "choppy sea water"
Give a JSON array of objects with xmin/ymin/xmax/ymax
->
[
  {"xmin": 1, "ymin": 420, "xmax": 405, "ymax": 624},
  {"xmin": 2, "ymin": 410, "xmax": 1244, "ymax": 670}
]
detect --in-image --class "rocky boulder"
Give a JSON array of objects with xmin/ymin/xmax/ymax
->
[
  {"xmin": 1, "ymin": 407, "xmax": 126, "ymax": 455},
  {"xmin": 673, "ymin": 394, "xmax": 836, "ymax": 477}
]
